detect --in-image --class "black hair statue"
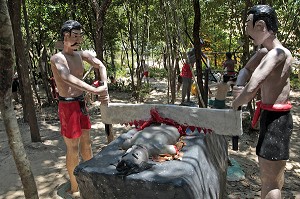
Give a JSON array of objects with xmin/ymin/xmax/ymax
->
[
  {"xmin": 248, "ymin": 5, "xmax": 278, "ymax": 33},
  {"xmin": 60, "ymin": 20, "xmax": 82, "ymax": 41}
]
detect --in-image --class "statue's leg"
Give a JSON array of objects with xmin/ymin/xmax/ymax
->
[{"xmin": 258, "ymin": 157, "xmax": 285, "ymax": 199}]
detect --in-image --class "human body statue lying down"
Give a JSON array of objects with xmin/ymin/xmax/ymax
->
[{"xmin": 116, "ymin": 124, "xmax": 181, "ymax": 175}]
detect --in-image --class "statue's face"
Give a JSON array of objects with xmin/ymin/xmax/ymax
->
[
  {"xmin": 64, "ymin": 29, "xmax": 84, "ymax": 50},
  {"xmin": 245, "ymin": 14, "xmax": 256, "ymax": 42},
  {"xmin": 245, "ymin": 14, "xmax": 271, "ymax": 46},
  {"xmin": 116, "ymin": 145, "xmax": 151, "ymax": 175}
]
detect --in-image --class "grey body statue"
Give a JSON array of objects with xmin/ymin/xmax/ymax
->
[{"xmin": 116, "ymin": 124, "xmax": 180, "ymax": 175}]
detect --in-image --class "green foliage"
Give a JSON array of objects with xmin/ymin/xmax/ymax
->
[
  {"xmin": 21, "ymin": 0, "xmax": 300, "ymax": 89},
  {"xmin": 108, "ymin": 80, "xmax": 132, "ymax": 92},
  {"xmin": 107, "ymin": 61, "xmax": 128, "ymax": 78},
  {"xmin": 103, "ymin": 3, "xmax": 123, "ymax": 53},
  {"xmin": 137, "ymin": 82, "xmax": 152, "ymax": 101},
  {"xmin": 149, "ymin": 67, "xmax": 167, "ymax": 79},
  {"xmin": 290, "ymin": 73, "xmax": 300, "ymax": 90},
  {"xmin": 26, "ymin": 1, "xmax": 69, "ymax": 44},
  {"xmin": 115, "ymin": 67, "xmax": 129, "ymax": 78},
  {"xmin": 23, "ymin": 0, "xmax": 300, "ymax": 58}
]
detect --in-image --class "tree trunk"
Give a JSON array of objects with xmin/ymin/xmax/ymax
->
[
  {"xmin": 160, "ymin": 0, "xmax": 172, "ymax": 103},
  {"xmin": 40, "ymin": 48, "xmax": 53, "ymax": 104},
  {"xmin": 0, "ymin": 0, "xmax": 39, "ymax": 198},
  {"xmin": 22, "ymin": 0, "xmax": 42, "ymax": 107},
  {"xmin": 8, "ymin": 0, "xmax": 41, "ymax": 142},
  {"xmin": 170, "ymin": 37, "xmax": 177, "ymax": 104},
  {"xmin": 90, "ymin": 0, "xmax": 112, "ymax": 80},
  {"xmin": 124, "ymin": 4, "xmax": 137, "ymax": 95},
  {"xmin": 193, "ymin": 0, "xmax": 206, "ymax": 108}
]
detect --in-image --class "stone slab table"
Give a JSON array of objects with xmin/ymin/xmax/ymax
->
[{"xmin": 75, "ymin": 129, "xmax": 228, "ymax": 199}]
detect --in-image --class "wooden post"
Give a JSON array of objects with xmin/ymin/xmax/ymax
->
[{"xmin": 105, "ymin": 124, "xmax": 114, "ymax": 144}]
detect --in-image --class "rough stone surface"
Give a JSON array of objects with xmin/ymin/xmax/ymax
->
[{"xmin": 75, "ymin": 131, "xmax": 228, "ymax": 199}]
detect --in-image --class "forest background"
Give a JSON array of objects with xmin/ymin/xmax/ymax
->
[{"xmin": 0, "ymin": 0, "xmax": 299, "ymax": 198}]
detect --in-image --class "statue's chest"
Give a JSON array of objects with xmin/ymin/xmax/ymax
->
[
  {"xmin": 66, "ymin": 56, "xmax": 84, "ymax": 77},
  {"xmin": 130, "ymin": 126, "xmax": 180, "ymax": 150}
]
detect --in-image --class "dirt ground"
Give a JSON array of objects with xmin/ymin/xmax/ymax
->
[{"xmin": 0, "ymin": 78, "xmax": 299, "ymax": 199}]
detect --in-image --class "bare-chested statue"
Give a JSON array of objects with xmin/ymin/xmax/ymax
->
[
  {"xmin": 116, "ymin": 124, "xmax": 180, "ymax": 176},
  {"xmin": 232, "ymin": 5, "xmax": 293, "ymax": 199},
  {"xmin": 50, "ymin": 20, "xmax": 108, "ymax": 196}
]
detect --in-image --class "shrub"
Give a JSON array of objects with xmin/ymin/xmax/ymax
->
[
  {"xmin": 290, "ymin": 73, "xmax": 300, "ymax": 90},
  {"xmin": 149, "ymin": 67, "xmax": 167, "ymax": 79}
]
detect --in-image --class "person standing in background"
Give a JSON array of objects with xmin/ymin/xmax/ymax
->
[
  {"xmin": 213, "ymin": 75, "xmax": 230, "ymax": 109},
  {"xmin": 223, "ymin": 52, "xmax": 237, "ymax": 91},
  {"xmin": 180, "ymin": 59, "xmax": 193, "ymax": 104},
  {"xmin": 223, "ymin": 52, "xmax": 236, "ymax": 77},
  {"xmin": 12, "ymin": 72, "xmax": 20, "ymax": 103},
  {"xmin": 141, "ymin": 59, "xmax": 149, "ymax": 84}
]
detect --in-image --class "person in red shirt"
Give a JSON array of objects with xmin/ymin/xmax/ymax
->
[
  {"xmin": 141, "ymin": 59, "xmax": 149, "ymax": 84},
  {"xmin": 180, "ymin": 60, "xmax": 193, "ymax": 104}
]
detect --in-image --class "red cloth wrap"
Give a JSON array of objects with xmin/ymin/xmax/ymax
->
[
  {"xmin": 93, "ymin": 80, "xmax": 101, "ymax": 87},
  {"xmin": 251, "ymin": 101, "xmax": 292, "ymax": 128},
  {"xmin": 126, "ymin": 108, "xmax": 212, "ymax": 136}
]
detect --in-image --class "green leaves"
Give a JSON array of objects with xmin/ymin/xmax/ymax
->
[{"xmin": 21, "ymin": 0, "xmax": 299, "ymax": 71}]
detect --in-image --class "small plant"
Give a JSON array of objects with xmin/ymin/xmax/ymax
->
[
  {"xmin": 290, "ymin": 73, "xmax": 300, "ymax": 90},
  {"xmin": 108, "ymin": 78, "xmax": 132, "ymax": 92},
  {"xmin": 137, "ymin": 83, "xmax": 152, "ymax": 102}
]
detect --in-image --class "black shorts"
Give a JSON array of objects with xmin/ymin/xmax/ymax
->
[
  {"xmin": 178, "ymin": 75, "xmax": 183, "ymax": 84},
  {"xmin": 256, "ymin": 110, "xmax": 293, "ymax": 161}
]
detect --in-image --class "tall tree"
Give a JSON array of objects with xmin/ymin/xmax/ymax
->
[
  {"xmin": 90, "ymin": 0, "xmax": 112, "ymax": 80},
  {"xmin": 22, "ymin": 0, "xmax": 42, "ymax": 107},
  {"xmin": 193, "ymin": 0, "xmax": 206, "ymax": 107},
  {"xmin": 0, "ymin": 0, "xmax": 39, "ymax": 198},
  {"xmin": 160, "ymin": 0, "xmax": 176, "ymax": 104},
  {"xmin": 8, "ymin": 0, "xmax": 41, "ymax": 142}
]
